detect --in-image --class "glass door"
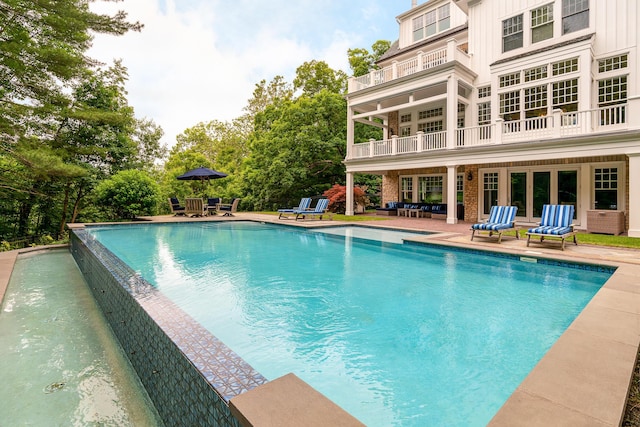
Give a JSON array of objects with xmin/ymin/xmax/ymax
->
[
  {"xmin": 533, "ymin": 171, "xmax": 550, "ymax": 218},
  {"xmin": 510, "ymin": 172, "xmax": 527, "ymax": 218}
]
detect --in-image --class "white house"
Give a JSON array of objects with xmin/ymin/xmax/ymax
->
[{"xmin": 344, "ymin": 0, "xmax": 640, "ymax": 237}]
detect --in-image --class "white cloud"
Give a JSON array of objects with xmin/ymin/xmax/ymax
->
[{"xmin": 88, "ymin": 0, "xmax": 405, "ymax": 148}]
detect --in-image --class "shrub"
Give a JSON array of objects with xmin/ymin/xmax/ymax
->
[
  {"xmin": 94, "ymin": 170, "xmax": 160, "ymax": 219},
  {"xmin": 323, "ymin": 184, "xmax": 369, "ymax": 214}
]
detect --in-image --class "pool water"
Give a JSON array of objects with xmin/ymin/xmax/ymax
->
[
  {"xmin": 86, "ymin": 222, "xmax": 611, "ymax": 426},
  {"xmin": 0, "ymin": 249, "xmax": 162, "ymax": 426}
]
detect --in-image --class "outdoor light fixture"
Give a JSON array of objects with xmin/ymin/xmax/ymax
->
[{"xmin": 467, "ymin": 171, "xmax": 473, "ymax": 181}]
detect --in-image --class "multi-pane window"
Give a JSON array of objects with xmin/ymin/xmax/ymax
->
[
  {"xmin": 562, "ymin": 0, "xmax": 589, "ymax": 34},
  {"xmin": 413, "ymin": 5, "xmax": 451, "ymax": 42},
  {"xmin": 598, "ymin": 76, "xmax": 627, "ymax": 106},
  {"xmin": 532, "ymin": 4, "xmax": 554, "ymax": 43},
  {"xmin": 525, "ymin": 85, "xmax": 548, "ymax": 118},
  {"xmin": 499, "ymin": 72, "xmax": 520, "ymax": 88},
  {"xmin": 503, "ymin": 14, "xmax": 523, "ymax": 52},
  {"xmin": 400, "ymin": 113, "xmax": 412, "ymax": 123},
  {"xmin": 418, "ymin": 176, "xmax": 443, "ymax": 203},
  {"xmin": 400, "ymin": 126, "xmax": 412, "ymax": 136},
  {"xmin": 478, "ymin": 86, "xmax": 491, "ymax": 98},
  {"xmin": 594, "ymin": 167, "xmax": 618, "ymax": 210},
  {"xmin": 483, "ymin": 172, "xmax": 499, "ymax": 214},
  {"xmin": 418, "ymin": 120, "xmax": 443, "ymax": 133},
  {"xmin": 401, "ymin": 177, "xmax": 413, "ymax": 202},
  {"xmin": 478, "ymin": 102, "xmax": 491, "ymax": 124},
  {"xmin": 552, "ymin": 78, "xmax": 579, "ymax": 112},
  {"xmin": 500, "ymin": 90, "xmax": 520, "ymax": 121},
  {"xmin": 525, "ymin": 66, "xmax": 548, "ymax": 82},
  {"xmin": 552, "ymin": 58, "xmax": 578, "ymax": 75},
  {"xmin": 456, "ymin": 174, "xmax": 464, "ymax": 203},
  {"xmin": 418, "ymin": 108, "xmax": 443, "ymax": 119},
  {"xmin": 598, "ymin": 76, "xmax": 627, "ymax": 124},
  {"xmin": 598, "ymin": 54, "xmax": 628, "ymax": 73}
]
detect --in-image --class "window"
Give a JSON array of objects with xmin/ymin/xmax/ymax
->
[
  {"xmin": 483, "ymin": 172, "xmax": 499, "ymax": 215},
  {"xmin": 599, "ymin": 54, "xmax": 628, "ymax": 73},
  {"xmin": 598, "ymin": 76, "xmax": 627, "ymax": 125},
  {"xmin": 400, "ymin": 113, "xmax": 412, "ymax": 123},
  {"xmin": 418, "ymin": 107, "xmax": 443, "ymax": 119},
  {"xmin": 562, "ymin": 0, "xmax": 589, "ymax": 34},
  {"xmin": 524, "ymin": 66, "xmax": 548, "ymax": 82},
  {"xmin": 400, "ymin": 126, "xmax": 412, "ymax": 136},
  {"xmin": 500, "ymin": 90, "xmax": 520, "ymax": 121},
  {"xmin": 425, "ymin": 10, "xmax": 437, "ymax": 37},
  {"xmin": 478, "ymin": 102, "xmax": 491, "ymax": 139},
  {"xmin": 418, "ymin": 176, "xmax": 443, "ymax": 203},
  {"xmin": 413, "ymin": 5, "xmax": 451, "ymax": 42},
  {"xmin": 598, "ymin": 76, "xmax": 627, "ymax": 106},
  {"xmin": 532, "ymin": 4, "xmax": 554, "ymax": 43},
  {"xmin": 594, "ymin": 167, "xmax": 618, "ymax": 210},
  {"xmin": 418, "ymin": 120, "xmax": 443, "ymax": 133},
  {"xmin": 499, "ymin": 72, "xmax": 520, "ymax": 88},
  {"xmin": 401, "ymin": 177, "xmax": 413, "ymax": 202},
  {"xmin": 552, "ymin": 58, "xmax": 578, "ymax": 76},
  {"xmin": 503, "ymin": 14, "xmax": 523, "ymax": 52},
  {"xmin": 438, "ymin": 4, "xmax": 450, "ymax": 32},
  {"xmin": 478, "ymin": 86, "xmax": 491, "ymax": 98},
  {"xmin": 456, "ymin": 174, "xmax": 464, "ymax": 203},
  {"xmin": 525, "ymin": 85, "xmax": 548, "ymax": 118},
  {"xmin": 552, "ymin": 78, "xmax": 578, "ymax": 112},
  {"xmin": 412, "ymin": 15, "xmax": 424, "ymax": 42}
]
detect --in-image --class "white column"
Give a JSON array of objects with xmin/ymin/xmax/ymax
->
[
  {"xmin": 628, "ymin": 154, "xmax": 640, "ymax": 237},
  {"xmin": 446, "ymin": 75, "xmax": 458, "ymax": 149},
  {"xmin": 446, "ymin": 165, "xmax": 458, "ymax": 224},
  {"xmin": 345, "ymin": 172, "xmax": 355, "ymax": 216},
  {"xmin": 346, "ymin": 106, "xmax": 354, "ymax": 158}
]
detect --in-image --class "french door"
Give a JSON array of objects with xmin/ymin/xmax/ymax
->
[{"xmin": 508, "ymin": 169, "xmax": 578, "ymax": 222}]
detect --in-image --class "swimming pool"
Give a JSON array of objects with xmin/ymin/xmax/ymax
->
[{"xmin": 79, "ymin": 221, "xmax": 613, "ymax": 426}]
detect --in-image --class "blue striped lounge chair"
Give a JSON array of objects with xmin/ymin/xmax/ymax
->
[
  {"xmin": 470, "ymin": 205, "xmax": 518, "ymax": 243},
  {"xmin": 526, "ymin": 204, "xmax": 578, "ymax": 250},
  {"xmin": 294, "ymin": 198, "xmax": 330, "ymax": 220},
  {"xmin": 278, "ymin": 198, "xmax": 312, "ymax": 219}
]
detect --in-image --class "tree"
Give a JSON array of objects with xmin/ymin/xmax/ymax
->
[
  {"xmin": 347, "ymin": 40, "xmax": 391, "ymax": 77},
  {"xmin": 242, "ymin": 89, "xmax": 347, "ymax": 211},
  {"xmin": 293, "ymin": 60, "xmax": 348, "ymax": 96},
  {"xmin": 94, "ymin": 169, "xmax": 159, "ymax": 220}
]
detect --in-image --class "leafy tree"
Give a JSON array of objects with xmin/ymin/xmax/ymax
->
[
  {"xmin": 293, "ymin": 60, "xmax": 348, "ymax": 96},
  {"xmin": 347, "ymin": 40, "xmax": 391, "ymax": 77},
  {"xmin": 242, "ymin": 89, "xmax": 347, "ymax": 210},
  {"xmin": 0, "ymin": 2, "xmax": 144, "ymax": 241},
  {"xmin": 94, "ymin": 169, "xmax": 159, "ymax": 219}
]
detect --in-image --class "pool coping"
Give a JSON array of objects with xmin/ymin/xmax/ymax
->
[{"xmin": 6, "ymin": 220, "xmax": 640, "ymax": 426}]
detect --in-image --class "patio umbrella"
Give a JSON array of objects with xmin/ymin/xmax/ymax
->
[
  {"xmin": 177, "ymin": 167, "xmax": 227, "ymax": 181},
  {"xmin": 177, "ymin": 167, "xmax": 227, "ymax": 195}
]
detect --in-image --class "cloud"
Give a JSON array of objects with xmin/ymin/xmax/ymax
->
[{"xmin": 88, "ymin": 0, "xmax": 404, "ymax": 147}]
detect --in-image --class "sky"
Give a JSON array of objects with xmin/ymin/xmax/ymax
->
[{"xmin": 88, "ymin": 0, "xmax": 414, "ymax": 148}]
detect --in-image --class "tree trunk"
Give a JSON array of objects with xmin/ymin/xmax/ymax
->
[{"xmin": 58, "ymin": 182, "xmax": 71, "ymax": 237}]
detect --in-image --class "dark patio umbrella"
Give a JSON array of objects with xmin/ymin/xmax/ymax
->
[
  {"xmin": 177, "ymin": 167, "xmax": 227, "ymax": 195},
  {"xmin": 177, "ymin": 167, "xmax": 227, "ymax": 181}
]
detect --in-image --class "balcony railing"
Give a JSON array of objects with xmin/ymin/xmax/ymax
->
[
  {"xmin": 347, "ymin": 39, "xmax": 470, "ymax": 93},
  {"xmin": 348, "ymin": 104, "xmax": 632, "ymax": 160}
]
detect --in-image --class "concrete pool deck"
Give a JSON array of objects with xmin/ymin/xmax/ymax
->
[{"xmin": 3, "ymin": 214, "xmax": 640, "ymax": 426}]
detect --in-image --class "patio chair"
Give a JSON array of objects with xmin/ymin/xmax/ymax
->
[
  {"xmin": 217, "ymin": 198, "xmax": 240, "ymax": 217},
  {"xmin": 278, "ymin": 198, "xmax": 312, "ymax": 219},
  {"xmin": 185, "ymin": 197, "xmax": 207, "ymax": 217},
  {"xmin": 470, "ymin": 205, "xmax": 519, "ymax": 243},
  {"xmin": 526, "ymin": 204, "xmax": 577, "ymax": 250},
  {"xmin": 207, "ymin": 197, "xmax": 221, "ymax": 215},
  {"xmin": 168, "ymin": 197, "xmax": 185, "ymax": 216},
  {"xmin": 294, "ymin": 198, "xmax": 330, "ymax": 220}
]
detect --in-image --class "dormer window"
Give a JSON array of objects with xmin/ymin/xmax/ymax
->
[{"xmin": 413, "ymin": 4, "xmax": 451, "ymax": 42}]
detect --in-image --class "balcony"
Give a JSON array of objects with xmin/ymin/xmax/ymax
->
[
  {"xmin": 347, "ymin": 39, "xmax": 471, "ymax": 93},
  {"xmin": 347, "ymin": 104, "xmax": 630, "ymax": 160}
]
